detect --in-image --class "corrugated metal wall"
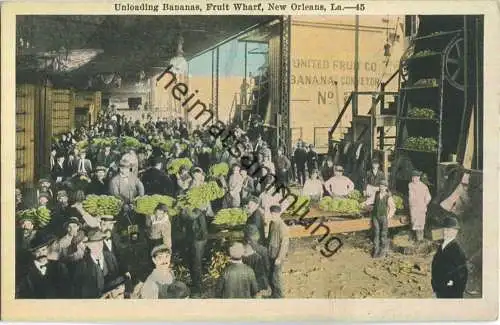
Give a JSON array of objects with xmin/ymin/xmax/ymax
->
[
  {"xmin": 51, "ymin": 89, "xmax": 74, "ymax": 136},
  {"xmin": 267, "ymin": 35, "xmax": 281, "ymax": 127},
  {"xmin": 16, "ymin": 85, "xmax": 37, "ymax": 187}
]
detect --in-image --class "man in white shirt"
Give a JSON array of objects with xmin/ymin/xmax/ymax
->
[
  {"xmin": 302, "ymin": 169, "xmax": 323, "ymax": 202},
  {"xmin": 324, "ymin": 166, "xmax": 355, "ymax": 198}
]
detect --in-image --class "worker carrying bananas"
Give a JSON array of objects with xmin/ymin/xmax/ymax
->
[{"xmin": 408, "ymin": 170, "xmax": 432, "ymax": 242}]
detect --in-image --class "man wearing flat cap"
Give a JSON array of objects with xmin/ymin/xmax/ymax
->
[
  {"xmin": 216, "ymin": 242, "xmax": 259, "ymax": 299},
  {"xmin": 53, "ymin": 217, "xmax": 85, "ymax": 263},
  {"xmin": 409, "ymin": 170, "xmax": 432, "ymax": 242},
  {"xmin": 72, "ymin": 228, "xmax": 122, "ymax": 298},
  {"xmin": 371, "ymin": 180, "xmax": 396, "ymax": 258},
  {"xmin": 37, "ymin": 178, "xmax": 53, "ymax": 202},
  {"xmin": 431, "ymin": 216, "xmax": 468, "ymax": 298},
  {"xmin": 266, "ymin": 205, "xmax": 289, "ymax": 298},
  {"xmin": 16, "ymin": 231, "xmax": 71, "ymax": 298},
  {"xmin": 324, "ymin": 165, "xmax": 355, "ymax": 198},
  {"xmin": 140, "ymin": 245, "xmax": 175, "ymax": 299},
  {"xmin": 109, "ymin": 158, "xmax": 145, "ymax": 204}
]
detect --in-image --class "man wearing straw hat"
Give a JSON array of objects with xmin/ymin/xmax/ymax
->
[
  {"xmin": 16, "ymin": 232, "xmax": 71, "ymax": 298},
  {"xmin": 431, "ymin": 215, "xmax": 468, "ymax": 298}
]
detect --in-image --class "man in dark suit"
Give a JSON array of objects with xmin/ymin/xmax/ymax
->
[
  {"xmin": 431, "ymin": 216, "xmax": 468, "ymax": 298},
  {"xmin": 141, "ymin": 157, "xmax": 174, "ymax": 196},
  {"xmin": 88, "ymin": 166, "xmax": 109, "ymax": 195},
  {"xmin": 100, "ymin": 215, "xmax": 130, "ymax": 280},
  {"xmin": 71, "ymin": 229, "xmax": 122, "ymax": 298},
  {"xmin": 216, "ymin": 243, "xmax": 259, "ymax": 299},
  {"xmin": 293, "ymin": 141, "xmax": 307, "ymax": 186},
  {"xmin": 96, "ymin": 145, "xmax": 116, "ymax": 169},
  {"xmin": 16, "ymin": 232, "xmax": 71, "ymax": 298},
  {"xmin": 51, "ymin": 151, "xmax": 70, "ymax": 184},
  {"xmin": 185, "ymin": 208, "xmax": 208, "ymax": 298},
  {"xmin": 245, "ymin": 197, "xmax": 266, "ymax": 246}
]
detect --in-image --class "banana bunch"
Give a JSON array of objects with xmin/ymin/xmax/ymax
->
[
  {"xmin": 213, "ymin": 208, "xmax": 248, "ymax": 226},
  {"xmin": 76, "ymin": 140, "xmax": 89, "ymax": 150},
  {"xmin": 172, "ymin": 263, "xmax": 191, "ymax": 285},
  {"xmin": 411, "ymin": 49, "xmax": 437, "ymax": 58},
  {"xmin": 37, "ymin": 207, "xmax": 52, "ymax": 227},
  {"xmin": 17, "ymin": 209, "xmax": 38, "ymax": 224},
  {"xmin": 392, "ymin": 195, "xmax": 404, "ymax": 211},
  {"xmin": 206, "ymin": 250, "xmax": 230, "ymax": 280},
  {"xmin": 91, "ymin": 137, "xmax": 117, "ymax": 148},
  {"xmin": 319, "ymin": 197, "xmax": 362, "ymax": 214},
  {"xmin": 166, "ymin": 158, "xmax": 193, "ymax": 175},
  {"xmin": 209, "ymin": 162, "xmax": 229, "ymax": 178},
  {"xmin": 177, "ymin": 181, "xmax": 225, "ymax": 210},
  {"xmin": 347, "ymin": 190, "xmax": 364, "ymax": 202},
  {"xmin": 404, "ymin": 136, "xmax": 438, "ymax": 152},
  {"xmin": 283, "ymin": 195, "xmax": 311, "ymax": 216},
  {"xmin": 121, "ymin": 136, "xmax": 141, "ymax": 148},
  {"xmin": 82, "ymin": 195, "xmax": 123, "ymax": 217},
  {"xmin": 134, "ymin": 195, "xmax": 179, "ymax": 216},
  {"xmin": 408, "ymin": 108, "xmax": 435, "ymax": 119}
]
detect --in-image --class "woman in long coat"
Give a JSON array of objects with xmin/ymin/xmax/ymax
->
[{"xmin": 409, "ymin": 170, "xmax": 432, "ymax": 242}]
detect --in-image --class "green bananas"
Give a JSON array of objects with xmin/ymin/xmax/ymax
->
[
  {"xmin": 167, "ymin": 158, "xmax": 193, "ymax": 175},
  {"xmin": 134, "ymin": 195, "xmax": 179, "ymax": 216},
  {"xmin": 209, "ymin": 162, "xmax": 229, "ymax": 178},
  {"xmin": 177, "ymin": 181, "xmax": 225, "ymax": 210},
  {"xmin": 408, "ymin": 108, "xmax": 435, "ymax": 119},
  {"xmin": 213, "ymin": 208, "xmax": 248, "ymax": 226},
  {"xmin": 319, "ymin": 197, "xmax": 362, "ymax": 214},
  {"xmin": 82, "ymin": 195, "xmax": 123, "ymax": 217},
  {"xmin": 404, "ymin": 137, "xmax": 438, "ymax": 152}
]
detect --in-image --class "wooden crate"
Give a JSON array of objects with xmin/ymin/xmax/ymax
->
[{"xmin": 15, "ymin": 84, "xmax": 37, "ymax": 187}]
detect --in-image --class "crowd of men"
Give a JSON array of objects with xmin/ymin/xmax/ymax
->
[{"xmin": 15, "ymin": 109, "xmax": 468, "ymax": 299}]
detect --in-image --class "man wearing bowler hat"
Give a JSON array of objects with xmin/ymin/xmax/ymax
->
[
  {"xmin": 16, "ymin": 232, "xmax": 71, "ymax": 298},
  {"xmin": 431, "ymin": 216, "xmax": 468, "ymax": 298},
  {"xmin": 72, "ymin": 228, "xmax": 122, "ymax": 298},
  {"xmin": 89, "ymin": 166, "xmax": 109, "ymax": 195}
]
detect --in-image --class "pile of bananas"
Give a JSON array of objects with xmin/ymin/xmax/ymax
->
[
  {"xmin": 76, "ymin": 140, "xmax": 88, "ymax": 150},
  {"xmin": 404, "ymin": 136, "xmax": 438, "ymax": 152},
  {"xmin": 82, "ymin": 195, "xmax": 123, "ymax": 217},
  {"xmin": 91, "ymin": 137, "xmax": 117, "ymax": 148},
  {"xmin": 177, "ymin": 181, "xmax": 225, "ymax": 210},
  {"xmin": 213, "ymin": 208, "xmax": 248, "ymax": 226},
  {"xmin": 283, "ymin": 195, "xmax": 311, "ymax": 216},
  {"xmin": 121, "ymin": 136, "xmax": 141, "ymax": 148},
  {"xmin": 408, "ymin": 108, "xmax": 435, "ymax": 119},
  {"xmin": 16, "ymin": 207, "xmax": 52, "ymax": 228},
  {"xmin": 347, "ymin": 190, "xmax": 364, "ymax": 202},
  {"xmin": 134, "ymin": 195, "xmax": 179, "ymax": 216},
  {"xmin": 319, "ymin": 197, "xmax": 362, "ymax": 214},
  {"xmin": 392, "ymin": 195, "xmax": 404, "ymax": 211},
  {"xmin": 209, "ymin": 162, "xmax": 229, "ymax": 178},
  {"xmin": 206, "ymin": 250, "xmax": 230, "ymax": 280},
  {"xmin": 413, "ymin": 78, "xmax": 438, "ymax": 87},
  {"xmin": 166, "ymin": 158, "xmax": 193, "ymax": 175}
]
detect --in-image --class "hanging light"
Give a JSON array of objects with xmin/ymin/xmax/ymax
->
[
  {"xmin": 384, "ymin": 43, "xmax": 392, "ymax": 57},
  {"xmin": 169, "ymin": 36, "xmax": 188, "ymax": 75}
]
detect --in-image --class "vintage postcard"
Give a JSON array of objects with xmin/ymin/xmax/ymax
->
[{"xmin": 1, "ymin": 0, "xmax": 499, "ymax": 322}]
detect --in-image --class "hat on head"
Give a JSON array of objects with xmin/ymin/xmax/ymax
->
[
  {"xmin": 119, "ymin": 158, "xmax": 131, "ymax": 167},
  {"xmin": 270, "ymin": 205, "xmax": 282, "ymax": 213},
  {"xmin": 56, "ymin": 190, "xmax": 68, "ymax": 198},
  {"xmin": 229, "ymin": 242, "xmax": 245, "ymax": 260},
  {"xmin": 29, "ymin": 231, "xmax": 56, "ymax": 251},
  {"xmin": 38, "ymin": 192, "xmax": 51, "ymax": 200},
  {"xmin": 372, "ymin": 159, "xmax": 380, "ymax": 164},
  {"xmin": 63, "ymin": 217, "xmax": 81, "ymax": 229},
  {"xmin": 103, "ymin": 275, "xmax": 127, "ymax": 294},
  {"xmin": 100, "ymin": 215, "xmax": 117, "ymax": 222},
  {"xmin": 39, "ymin": 178, "xmax": 51, "ymax": 185},
  {"xmin": 379, "ymin": 179, "xmax": 388, "ymax": 187},
  {"xmin": 442, "ymin": 216, "xmax": 460, "ymax": 229},
  {"xmin": 412, "ymin": 170, "xmax": 423, "ymax": 177},
  {"xmin": 247, "ymin": 196, "xmax": 259, "ymax": 204},
  {"xmin": 55, "ymin": 151, "xmax": 65, "ymax": 159},
  {"xmin": 95, "ymin": 166, "xmax": 107, "ymax": 172},
  {"xmin": 154, "ymin": 203, "xmax": 169, "ymax": 213},
  {"xmin": 334, "ymin": 166, "xmax": 344, "ymax": 172},
  {"xmin": 151, "ymin": 244, "xmax": 171, "ymax": 258},
  {"xmin": 83, "ymin": 228, "xmax": 106, "ymax": 243}
]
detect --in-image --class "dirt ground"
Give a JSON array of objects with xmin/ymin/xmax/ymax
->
[{"xmin": 281, "ymin": 233, "xmax": 443, "ymax": 299}]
